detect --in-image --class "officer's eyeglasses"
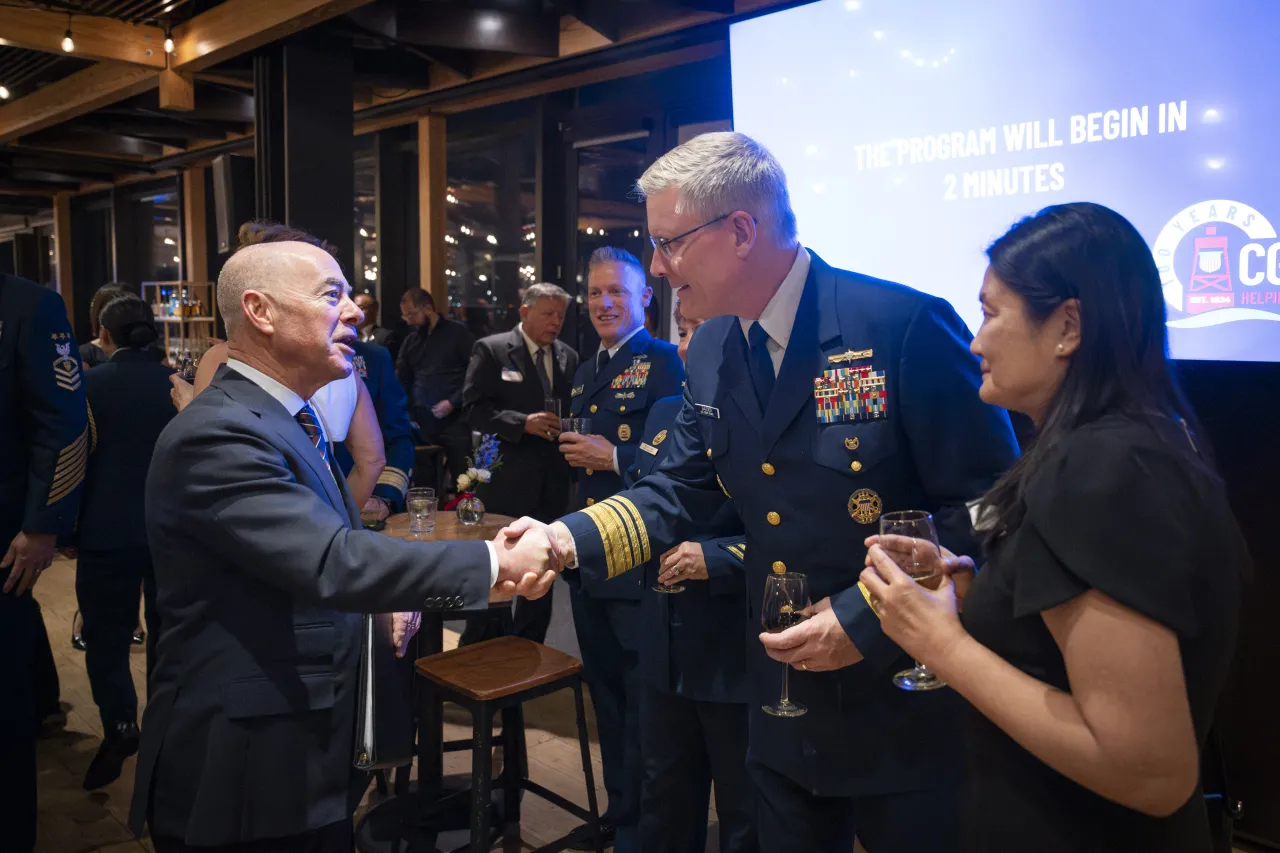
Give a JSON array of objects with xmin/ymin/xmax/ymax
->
[{"xmin": 649, "ymin": 213, "xmax": 733, "ymax": 259}]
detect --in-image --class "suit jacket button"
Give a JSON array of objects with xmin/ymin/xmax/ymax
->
[
  {"xmin": 850, "ymin": 460, "xmax": 864, "ymax": 472},
  {"xmin": 590, "ymin": 404, "xmax": 598, "ymax": 414},
  {"xmin": 771, "ymin": 561, "xmax": 787, "ymax": 574},
  {"xmin": 767, "ymin": 511, "xmax": 781, "ymax": 526},
  {"xmin": 761, "ymin": 462, "xmax": 775, "ymax": 475},
  {"xmin": 586, "ymin": 498, "xmax": 595, "ymax": 506}
]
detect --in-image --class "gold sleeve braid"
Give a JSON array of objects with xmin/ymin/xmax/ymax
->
[
  {"xmin": 580, "ymin": 495, "xmax": 651, "ymax": 579},
  {"xmin": 48, "ymin": 426, "xmax": 89, "ymax": 505},
  {"xmin": 858, "ymin": 580, "xmax": 880, "ymax": 618},
  {"xmin": 725, "ymin": 543, "xmax": 746, "ymax": 562},
  {"xmin": 376, "ymin": 465, "xmax": 410, "ymax": 495}
]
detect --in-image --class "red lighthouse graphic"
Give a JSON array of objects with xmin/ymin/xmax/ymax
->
[{"xmin": 1185, "ymin": 226, "xmax": 1235, "ymax": 314}]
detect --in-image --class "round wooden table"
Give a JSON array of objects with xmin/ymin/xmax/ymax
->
[
  {"xmin": 356, "ymin": 510, "xmax": 517, "ymax": 853},
  {"xmin": 376, "ymin": 510, "xmax": 514, "ymax": 543}
]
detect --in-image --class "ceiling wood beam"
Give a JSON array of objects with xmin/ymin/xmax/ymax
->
[
  {"xmin": 0, "ymin": 7, "xmax": 167, "ymax": 68},
  {"xmin": 556, "ymin": 2, "xmax": 622, "ymax": 42},
  {"xmin": 12, "ymin": 128, "xmax": 162, "ymax": 159},
  {"xmin": 170, "ymin": 0, "xmax": 378, "ymax": 72},
  {"xmin": 396, "ymin": 4, "xmax": 559, "ymax": 57},
  {"xmin": 159, "ymin": 70, "xmax": 196, "ymax": 111},
  {"xmin": 53, "ymin": 192, "xmax": 74, "ymax": 317},
  {"xmin": 0, "ymin": 62, "xmax": 159, "ymax": 143}
]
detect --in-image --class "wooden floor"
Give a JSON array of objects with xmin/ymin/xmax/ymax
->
[{"xmin": 28, "ymin": 555, "xmax": 723, "ymax": 853}]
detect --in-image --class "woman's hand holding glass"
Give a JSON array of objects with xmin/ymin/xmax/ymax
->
[
  {"xmin": 864, "ymin": 535, "xmax": 976, "ymax": 610},
  {"xmin": 859, "ymin": 542, "xmax": 970, "ymax": 675}
]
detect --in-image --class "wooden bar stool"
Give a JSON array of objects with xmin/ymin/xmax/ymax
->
[{"xmin": 415, "ymin": 636, "xmax": 603, "ymax": 853}]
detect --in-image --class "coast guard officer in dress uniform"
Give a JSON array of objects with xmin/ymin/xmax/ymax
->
[
  {"xmin": 335, "ymin": 338, "xmax": 415, "ymax": 518},
  {"xmin": 0, "ymin": 272, "xmax": 89, "ymax": 853},
  {"xmin": 631, "ymin": 304, "xmax": 756, "ymax": 853},
  {"xmin": 557, "ymin": 246, "xmax": 684, "ymax": 853},
  {"xmin": 521, "ymin": 133, "xmax": 1019, "ymax": 853}
]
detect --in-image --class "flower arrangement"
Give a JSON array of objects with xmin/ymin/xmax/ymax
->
[{"xmin": 456, "ymin": 433, "xmax": 503, "ymax": 495}]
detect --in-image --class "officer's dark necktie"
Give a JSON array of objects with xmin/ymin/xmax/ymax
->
[
  {"xmin": 535, "ymin": 347, "xmax": 552, "ymax": 395},
  {"xmin": 597, "ymin": 349, "xmax": 611, "ymax": 375},
  {"xmin": 295, "ymin": 402, "xmax": 331, "ymax": 470},
  {"xmin": 748, "ymin": 321, "xmax": 776, "ymax": 413}
]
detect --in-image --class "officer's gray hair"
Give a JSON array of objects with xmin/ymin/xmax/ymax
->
[
  {"xmin": 636, "ymin": 132, "xmax": 798, "ymax": 246},
  {"xmin": 521, "ymin": 282, "xmax": 571, "ymax": 308},
  {"xmin": 587, "ymin": 246, "xmax": 646, "ymax": 290}
]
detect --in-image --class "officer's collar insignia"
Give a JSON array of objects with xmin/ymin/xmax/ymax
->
[
  {"xmin": 53, "ymin": 342, "xmax": 81, "ymax": 392},
  {"xmin": 572, "ymin": 385, "xmax": 585, "ymax": 397},
  {"xmin": 611, "ymin": 358, "xmax": 651, "ymax": 389},
  {"xmin": 814, "ymin": 366, "xmax": 887, "ymax": 424},
  {"xmin": 353, "ymin": 355, "xmax": 367, "ymax": 378},
  {"xmin": 828, "ymin": 348, "xmax": 873, "ymax": 364}
]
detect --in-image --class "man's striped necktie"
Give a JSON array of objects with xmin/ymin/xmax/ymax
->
[{"xmin": 295, "ymin": 402, "xmax": 331, "ymax": 469}]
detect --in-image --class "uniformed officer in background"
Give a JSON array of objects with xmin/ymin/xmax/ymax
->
[
  {"xmin": 0, "ymin": 272, "xmax": 89, "ymax": 853},
  {"xmin": 335, "ymin": 337, "xmax": 415, "ymax": 520},
  {"xmin": 631, "ymin": 303, "xmax": 756, "ymax": 853},
  {"xmin": 557, "ymin": 246, "xmax": 684, "ymax": 853},
  {"xmin": 518, "ymin": 133, "xmax": 1019, "ymax": 853}
]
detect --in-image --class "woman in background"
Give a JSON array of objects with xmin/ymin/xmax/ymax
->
[
  {"xmin": 861, "ymin": 202, "xmax": 1246, "ymax": 852},
  {"xmin": 79, "ymin": 284, "xmax": 128, "ymax": 368},
  {"xmin": 75, "ymin": 294, "xmax": 175, "ymax": 790}
]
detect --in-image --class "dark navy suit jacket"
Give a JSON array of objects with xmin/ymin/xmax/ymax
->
[
  {"xmin": 567, "ymin": 327, "xmax": 684, "ymax": 601},
  {"xmin": 131, "ymin": 366, "xmax": 493, "ymax": 846},
  {"xmin": 564, "ymin": 252, "xmax": 1019, "ymax": 796},
  {"xmin": 79, "ymin": 347, "xmax": 175, "ymax": 551},
  {"xmin": 629, "ymin": 395, "xmax": 748, "ymax": 704}
]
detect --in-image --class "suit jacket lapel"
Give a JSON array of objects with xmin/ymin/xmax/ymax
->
[
  {"xmin": 720, "ymin": 323, "xmax": 761, "ymax": 431},
  {"xmin": 761, "ymin": 263, "xmax": 823, "ymax": 456},
  {"xmin": 505, "ymin": 328, "xmax": 544, "ymax": 400},
  {"xmin": 589, "ymin": 328, "xmax": 651, "ymax": 397},
  {"xmin": 214, "ymin": 367, "xmax": 351, "ymax": 521}
]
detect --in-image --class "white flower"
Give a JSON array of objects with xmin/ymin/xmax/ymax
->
[
  {"xmin": 467, "ymin": 467, "xmax": 479, "ymax": 480},
  {"xmin": 457, "ymin": 473, "xmax": 472, "ymax": 490},
  {"xmin": 477, "ymin": 469, "xmax": 492, "ymax": 483}
]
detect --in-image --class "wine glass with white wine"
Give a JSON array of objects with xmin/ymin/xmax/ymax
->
[{"xmin": 878, "ymin": 510, "xmax": 947, "ymax": 692}]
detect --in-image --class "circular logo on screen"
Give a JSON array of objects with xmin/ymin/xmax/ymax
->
[{"xmin": 1155, "ymin": 200, "xmax": 1280, "ymax": 328}]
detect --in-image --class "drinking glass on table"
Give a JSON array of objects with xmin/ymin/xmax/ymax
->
[
  {"xmin": 879, "ymin": 510, "xmax": 947, "ymax": 691},
  {"xmin": 761, "ymin": 572, "xmax": 810, "ymax": 717},
  {"xmin": 407, "ymin": 487, "xmax": 437, "ymax": 537}
]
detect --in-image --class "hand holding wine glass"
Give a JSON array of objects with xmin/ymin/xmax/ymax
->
[
  {"xmin": 760, "ymin": 572, "xmax": 811, "ymax": 717},
  {"xmin": 864, "ymin": 534, "xmax": 976, "ymax": 610},
  {"xmin": 871, "ymin": 511, "xmax": 950, "ymax": 691}
]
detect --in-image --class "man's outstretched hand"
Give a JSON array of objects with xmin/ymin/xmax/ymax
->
[{"xmin": 491, "ymin": 517, "xmax": 569, "ymax": 601}]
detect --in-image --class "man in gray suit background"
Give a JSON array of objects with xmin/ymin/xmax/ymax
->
[{"xmin": 130, "ymin": 235, "xmax": 560, "ymax": 852}]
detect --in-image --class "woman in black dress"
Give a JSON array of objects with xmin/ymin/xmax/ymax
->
[{"xmin": 860, "ymin": 202, "xmax": 1246, "ymax": 852}]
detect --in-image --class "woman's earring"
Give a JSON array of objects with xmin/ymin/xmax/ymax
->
[{"xmin": 1057, "ymin": 344, "xmax": 1064, "ymax": 352}]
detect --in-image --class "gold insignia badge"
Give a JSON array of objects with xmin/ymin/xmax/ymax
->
[
  {"xmin": 618, "ymin": 424, "xmax": 632, "ymax": 441},
  {"xmin": 653, "ymin": 430, "xmax": 667, "ymax": 446},
  {"xmin": 828, "ymin": 348, "xmax": 874, "ymax": 364},
  {"xmin": 848, "ymin": 488, "xmax": 882, "ymax": 524},
  {"xmin": 844, "ymin": 437, "xmax": 860, "ymax": 451}
]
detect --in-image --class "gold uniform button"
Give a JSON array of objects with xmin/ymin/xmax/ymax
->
[
  {"xmin": 767, "ymin": 511, "xmax": 781, "ymax": 526},
  {"xmin": 771, "ymin": 561, "xmax": 787, "ymax": 574},
  {"xmin": 761, "ymin": 462, "xmax": 776, "ymax": 476},
  {"xmin": 590, "ymin": 404, "xmax": 598, "ymax": 414},
  {"xmin": 586, "ymin": 469, "xmax": 593, "ymax": 476},
  {"xmin": 850, "ymin": 460, "xmax": 864, "ymax": 472},
  {"xmin": 706, "ymin": 448, "xmax": 713, "ymax": 458},
  {"xmin": 619, "ymin": 405, "xmax": 626, "ymax": 412},
  {"xmin": 586, "ymin": 498, "xmax": 595, "ymax": 506}
]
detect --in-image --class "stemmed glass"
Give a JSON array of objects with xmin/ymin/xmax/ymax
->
[
  {"xmin": 761, "ymin": 572, "xmax": 810, "ymax": 717},
  {"xmin": 879, "ymin": 510, "xmax": 947, "ymax": 691}
]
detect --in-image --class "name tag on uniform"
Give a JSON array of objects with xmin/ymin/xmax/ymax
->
[
  {"xmin": 501, "ymin": 368, "xmax": 523, "ymax": 382},
  {"xmin": 640, "ymin": 442, "xmax": 658, "ymax": 455},
  {"xmin": 695, "ymin": 403, "xmax": 720, "ymax": 419}
]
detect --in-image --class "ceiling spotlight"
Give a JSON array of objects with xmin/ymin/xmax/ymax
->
[
  {"xmin": 0, "ymin": 86, "xmax": 9, "ymax": 100},
  {"xmin": 62, "ymin": 29, "xmax": 75, "ymax": 52},
  {"xmin": 164, "ymin": 33, "xmax": 174, "ymax": 54}
]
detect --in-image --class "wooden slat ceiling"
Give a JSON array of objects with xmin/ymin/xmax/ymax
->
[{"xmin": 0, "ymin": 0, "xmax": 805, "ymax": 196}]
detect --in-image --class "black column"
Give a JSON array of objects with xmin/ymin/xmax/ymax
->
[
  {"xmin": 534, "ymin": 92, "xmax": 571, "ymax": 289},
  {"xmin": 375, "ymin": 125, "xmax": 414, "ymax": 323},
  {"xmin": 11, "ymin": 233, "xmax": 40, "ymax": 283},
  {"xmin": 253, "ymin": 34, "xmax": 355, "ymax": 273}
]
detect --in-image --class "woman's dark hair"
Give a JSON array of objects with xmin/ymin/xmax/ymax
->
[
  {"xmin": 89, "ymin": 283, "xmax": 130, "ymax": 336},
  {"xmin": 977, "ymin": 202, "xmax": 1206, "ymax": 540},
  {"xmin": 99, "ymin": 294, "xmax": 159, "ymax": 350}
]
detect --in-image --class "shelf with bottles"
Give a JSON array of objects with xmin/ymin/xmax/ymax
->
[{"xmin": 145, "ymin": 282, "xmax": 213, "ymax": 320}]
